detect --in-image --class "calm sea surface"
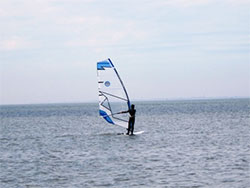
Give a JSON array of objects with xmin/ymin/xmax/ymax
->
[{"xmin": 0, "ymin": 99, "xmax": 250, "ymax": 188}]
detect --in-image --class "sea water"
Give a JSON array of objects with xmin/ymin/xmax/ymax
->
[{"xmin": 0, "ymin": 99, "xmax": 249, "ymax": 188}]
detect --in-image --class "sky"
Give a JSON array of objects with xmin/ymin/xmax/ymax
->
[{"xmin": 0, "ymin": 0, "xmax": 249, "ymax": 105}]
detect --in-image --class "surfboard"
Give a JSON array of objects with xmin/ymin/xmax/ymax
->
[
  {"xmin": 117, "ymin": 131, "xmax": 144, "ymax": 136},
  {"xmin": 133, "ymin": 131, "xmax": 144, "ymax": 135}
]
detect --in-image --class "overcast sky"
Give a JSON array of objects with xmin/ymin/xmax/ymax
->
[{"xmin": 0, "ymin": 0, "xmax": 249, "ymax": 105}]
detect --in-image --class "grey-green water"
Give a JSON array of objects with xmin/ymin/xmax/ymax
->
[{"xmin": 1, "ymin": 99, "xmax": 250, "ymax": 187}]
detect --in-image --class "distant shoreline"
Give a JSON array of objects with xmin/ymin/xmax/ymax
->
[{"xmin": 1, "ymin": 97, "xmax": 249, "ymax": 106}]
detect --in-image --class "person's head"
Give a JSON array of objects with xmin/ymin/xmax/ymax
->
[{"xmin": 131, "ymin": 104, "xmax": 135, "ymax": 109}]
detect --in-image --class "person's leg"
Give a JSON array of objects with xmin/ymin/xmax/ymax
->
[
  {"xmin": 127, "ymin": 119, "xmax": 131, "ymax": 135},
  {"xmin": 131, "ymin": 119, "xmax": 135, "ymax": 135}
]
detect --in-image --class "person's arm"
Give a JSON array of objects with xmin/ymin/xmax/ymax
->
[{"xmin": 118, "ymin": 110, "xmax": 129, "ymax": 114}]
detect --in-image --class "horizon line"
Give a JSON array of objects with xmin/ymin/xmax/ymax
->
[{"xmin": 0, "ymin": 96, "xmax": 249, "ymax": 106}]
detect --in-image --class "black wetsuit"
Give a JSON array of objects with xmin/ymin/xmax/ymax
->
[{"xmin": 127, "ymin": 108, "xmax": 136, "ymax": 135}]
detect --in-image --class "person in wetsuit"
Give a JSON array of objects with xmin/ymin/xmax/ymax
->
[{"xmin": 119, "ymin": 104, "xmax": 136, "ymax": 135}]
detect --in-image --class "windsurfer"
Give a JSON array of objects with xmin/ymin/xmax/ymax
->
[{"xmin": 119, "ymin": 104, "xmax": 136, "ymax": 135}]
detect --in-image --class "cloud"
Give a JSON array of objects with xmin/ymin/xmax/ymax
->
[
  {"xmin": 151, "ymin": 0, "xmax": 250, "ymax": 8},
  {"xmin": 0, "ymin": 36, "xmax": 35, "ymax": 51},
  {"xmin": 63, "ymin": 16, "xmax": 148, "ymax": 49},
  {"xmin": 164, "ymin": 0, "xmax": 214, "ymax": 7},
  {"xmin": 0, "ymin": 0, "xmax": 248, "ymax": 52},
  {"xmin": 0, "ymin": 0, "xmax": 150, "ymax": 52}
]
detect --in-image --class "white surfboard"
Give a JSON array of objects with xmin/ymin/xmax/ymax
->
[
  {"xmin": 133, "ymin": 131, "xmax": 144, "ymax": 135},
  {"xmin": 117, "ymin": 131, "xmax": 144, "ymax": 136}
]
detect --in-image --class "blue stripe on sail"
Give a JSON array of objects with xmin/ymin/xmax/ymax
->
[
  {"xmin": 99, "ymin": 110, "xmax": 114, "ymax": 124},
  {"xmin": 97, "ymin": 61, "xmax": 112, "ymax": 70},
  {"xmin": 128, "ymin": 101, "xmax": 131, "ymax": 109}
]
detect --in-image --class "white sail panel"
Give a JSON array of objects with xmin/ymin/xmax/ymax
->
[{"xmin": 97, "ymin": 59, "xmax": 130, "ymax": 128}]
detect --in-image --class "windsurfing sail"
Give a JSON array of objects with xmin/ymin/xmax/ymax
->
[{"xmin": 97, "ymin": 58, "xmax": 131, "ymax": 128}]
